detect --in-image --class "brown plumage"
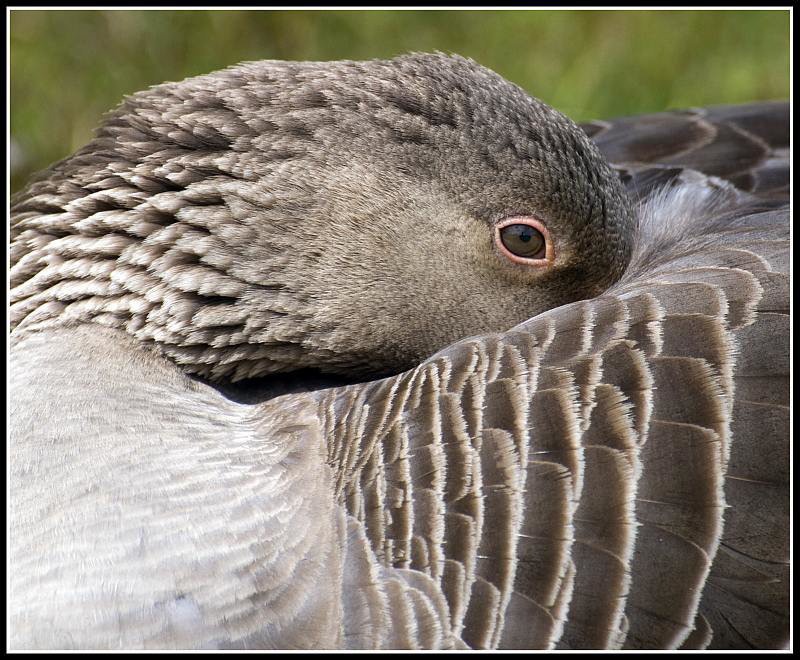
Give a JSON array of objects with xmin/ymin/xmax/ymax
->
[{"xmin": 9, "ymin": 54, "xmax": 788, "ymax": 649}]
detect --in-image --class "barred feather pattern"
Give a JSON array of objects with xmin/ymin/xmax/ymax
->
[
  {"xmin": 8, "ymin": 59, "xmax": 788, "ymax": 650},
  {"xmin": 317, "ymin": 180, "xmax": 789, "ymax": 649},
  {"xmin": 9, "ymin": 164, "xmax": 319, "ymax": 383}
]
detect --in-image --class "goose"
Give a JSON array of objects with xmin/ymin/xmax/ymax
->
[{"xmin": 9, "ymin": 53, "xmax": 789, "ymax": 650}]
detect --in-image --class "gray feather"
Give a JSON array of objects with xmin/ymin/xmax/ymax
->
[{"xmin": 9, "ymin": 53, "xmax": 788, "ymax": 649}]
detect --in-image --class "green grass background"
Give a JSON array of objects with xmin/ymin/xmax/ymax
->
[{"xmin": 10, "ymin": 9, "xmax": 790, "ymax": 193}]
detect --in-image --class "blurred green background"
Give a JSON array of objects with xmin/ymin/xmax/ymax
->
[{"xmin": 10, "ymin": 9, "xmax": 789, "ymax": 193}]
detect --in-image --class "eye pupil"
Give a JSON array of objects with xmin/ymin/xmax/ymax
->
[{"xmin": 499, "ymin": 223, "xmax": 546, "ymax": 259}]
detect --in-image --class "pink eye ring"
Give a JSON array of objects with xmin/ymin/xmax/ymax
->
[{"xmin": 495, "ymin": 216, "xmax": 554, "ymax": 265}]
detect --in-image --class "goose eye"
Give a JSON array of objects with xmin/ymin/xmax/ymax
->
[{"xmin": 496, "ymin": 219, "xmax": 551, "ymax": 263}]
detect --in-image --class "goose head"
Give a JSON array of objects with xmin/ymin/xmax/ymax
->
[{"xmin": 11, "ymin": 53, "xmax": 635, "ymax": 382}]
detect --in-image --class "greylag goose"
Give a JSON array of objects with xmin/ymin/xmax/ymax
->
[{"xmin": 9, "ymin": 53, "xmax": 789, "ymax": 650}]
